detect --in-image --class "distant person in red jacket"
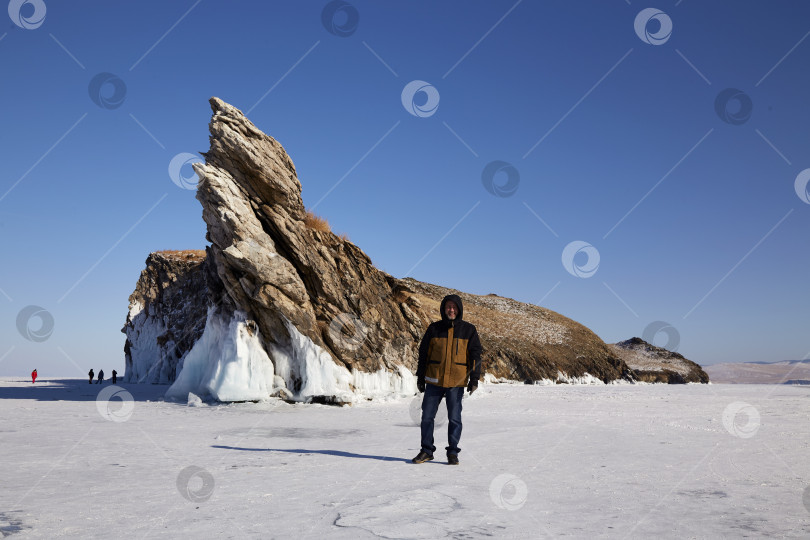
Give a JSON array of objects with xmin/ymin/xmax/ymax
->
[{"xmin": 31, "ymin": 369, "xmax": 37, "ymax": 383}]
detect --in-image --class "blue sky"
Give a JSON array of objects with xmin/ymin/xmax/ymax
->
[{"xmin": 1, "ymin": 0, "xmax": 809, "ymax": 377}]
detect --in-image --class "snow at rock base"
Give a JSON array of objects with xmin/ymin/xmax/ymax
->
[
  {"xmin": 165, "ymin": 309, "xmax": 274, "ymax": 402},
  {"xmin": 124, "ymin": 300, "xmax": 170, "ymax": 384},
  {"xmin": 165, "ymin": 308, "xmax": 417, "ymax": 403},
  {"xmin": 164, "ymin": 306, "xmax": 618, "ymax": 403}
]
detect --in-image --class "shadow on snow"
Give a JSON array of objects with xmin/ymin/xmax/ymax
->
[
  {"xmin": 212, "ymin": 445, "xmax": 414, "ymax": 463},
  {"xmin": 0, "ymin": 378, "xmax": 167, "ymax": 402}
]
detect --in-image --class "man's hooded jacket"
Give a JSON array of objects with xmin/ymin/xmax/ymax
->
[{"xmin": 416, "ymin": 294, "xmax": 483, "ymax": 388}]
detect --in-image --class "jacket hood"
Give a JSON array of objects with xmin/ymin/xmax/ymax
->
[{"xmin": 440, "ymin": 294, "xmax": 464, "ymax": 322}]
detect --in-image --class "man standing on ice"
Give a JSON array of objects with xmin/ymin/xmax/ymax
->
[
  {"xmin": 31, "ymin": 369, "xmax": 37, "ymax": 383},
  {"xmin": 413, "ymin": 294, "xmax": 482, "ymax": 465}
]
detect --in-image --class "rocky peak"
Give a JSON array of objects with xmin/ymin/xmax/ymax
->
[{"xmin": 193, "ymin": 98, "xmax": 420, "ymax": 389}]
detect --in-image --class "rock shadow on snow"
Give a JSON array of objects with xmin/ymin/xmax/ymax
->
[{"xmin": 0, "ymin": 379, "xmax": 166, "ymax": 402}]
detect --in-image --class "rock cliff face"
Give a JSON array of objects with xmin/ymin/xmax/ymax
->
[
  {"xmin": 610, "ymin": 338, "xmax": 709, "ymax": 384},
  {"xmin": 122, "ymin": 250, "xmax": 209, "ymax": 383},
  {"xmin": 124, "ymin": 97, "xmax": 685, "ymax": 402}
]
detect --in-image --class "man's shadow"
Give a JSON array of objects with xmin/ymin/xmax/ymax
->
[{"xmin": 212, "ymin": 445, "xmax": 414, "ymax": 463}]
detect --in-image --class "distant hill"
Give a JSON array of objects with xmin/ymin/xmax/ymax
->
[
  {"xmin": 702, "ymin": 359, "xmax": 810, "ymax": 384},
  {"xmin": 609, "ymin": 337, "xmax": 709, "ymax": 383}
]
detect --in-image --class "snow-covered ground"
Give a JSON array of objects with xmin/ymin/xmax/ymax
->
[{"xmin": 1, "ymin": 378, "xmax": 808, "ymax": 539}]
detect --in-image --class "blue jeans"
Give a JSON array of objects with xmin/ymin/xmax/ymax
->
[{"xmin": 420, "ymin": 384, "xmax": 463, "ymax": 456}]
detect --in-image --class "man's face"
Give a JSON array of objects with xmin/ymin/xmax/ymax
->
[{"xmin": 445, "ymin": 300, "xmax": 458, "ymax": 320}]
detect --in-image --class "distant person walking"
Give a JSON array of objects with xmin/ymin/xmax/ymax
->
[
  {"xmin": 97, "ymin": 369, "xmax": 104, "ymax": 384},
  {"xmin": 31, "ymin": 369, "xmax": 37, "ymax": 383},
  {"xmin": 88, "ymin": 369, "xmax": 94, "ymax": 384},
  {"xmin": 412, "ymin": 294, "xmax": 482, "ymax": 466},
  {"xmin": 112, "ymin": 370, "xmax": 117, "ymax": 384}
]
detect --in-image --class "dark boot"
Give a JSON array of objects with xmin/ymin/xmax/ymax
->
[
  {"xmin": 447, "ymin": 454, "xmax": 459, "ymax": 465},
  {"xmin": 411, "ymin": 451, "xmax": 434, "ymax": 464}
]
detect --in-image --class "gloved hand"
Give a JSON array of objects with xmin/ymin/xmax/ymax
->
[
  {"xmin": 417, "ymin": 378, "xmax": 425, "ymax": 393},
  {"xmin": 467, "ymin": 381, "xmax": 478, "ymax": 395}
]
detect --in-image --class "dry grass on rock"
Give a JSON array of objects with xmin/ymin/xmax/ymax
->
[{"xmin": 155, "ymin": 249, "xmax": 206, "ymax": 263}]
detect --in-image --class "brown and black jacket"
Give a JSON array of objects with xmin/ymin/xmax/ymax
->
[{"xmin": 416, "ymin": 294, "xmax": 483, "ymax": 388}]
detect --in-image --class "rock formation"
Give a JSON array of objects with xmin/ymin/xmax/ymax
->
[
  {"xmin": 123, "ymin": 97, "xmax": 707, "ymax": 403},
  {"xmin": 610, "ymin": 337, "xmax": 709, "ymax": 383}
]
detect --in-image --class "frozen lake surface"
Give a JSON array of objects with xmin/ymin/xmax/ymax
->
[{"xmin": 1, "ymin": 378, "xmax": 808, "ymax": 539}]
